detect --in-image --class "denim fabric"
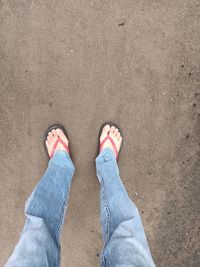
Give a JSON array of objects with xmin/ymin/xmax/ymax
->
[
  {"xmin": 5, "ymin": 148, "xmax": 155, "ymax": 267},
  {"xmin": 5, "ymin": 151, "xmax": 75, "ymax": 267},
  {"xmin": 96, "ymin": 148, "xmax": 155, "ymax": 267}
]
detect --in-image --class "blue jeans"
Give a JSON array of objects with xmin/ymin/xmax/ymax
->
[{"xmin": 5, "ymin": 148, "xmax": 155, "ymax": 267}]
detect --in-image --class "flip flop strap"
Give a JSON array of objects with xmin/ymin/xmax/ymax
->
[
  {"xmin": 100, "ymin": 135, "xmax": 118, "ymax": 159},
  {"xmin": 50, "ymin": 137, "xmax": 69, "ymax": 159}
]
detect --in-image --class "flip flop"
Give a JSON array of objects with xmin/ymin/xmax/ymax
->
[
  {"xmin": 44, "ymin": 123, "xmax": 70, "ymax": 159},
  {"xmin": 98, "ymin": 122, "xmax": 122, "ymax": 160}
]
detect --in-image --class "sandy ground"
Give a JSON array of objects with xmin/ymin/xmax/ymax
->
[{"xmin": 0, "ymin": 1, "xmax": 200, "ymax": 266}]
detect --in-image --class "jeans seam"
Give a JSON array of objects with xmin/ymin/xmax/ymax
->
[
  {"xmin": 55, "ymin": 178, "xmax": 71, "ymax": 267},
  {"xmin": 56, "ymin": 188, "xmax": 69, "ymax": 237},
  {"xmin": 55, "ymin": 169, "xmax": 72, "ymax": 243},
  {"xmin": 101, "ymin": 178, "xmax": 111, "ymax": 245}
]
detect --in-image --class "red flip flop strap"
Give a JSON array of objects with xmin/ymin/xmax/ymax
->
[
  {"xmin": 100, "ymin": 135, "xmax": 118, "ymax": 159},
  {"xmin": 58, "ymin": 138, "xmax": 70, "ymax": 154},
  {"xmin": 50, "ymin": 137, "xmax": 69, "ymax": 159}
]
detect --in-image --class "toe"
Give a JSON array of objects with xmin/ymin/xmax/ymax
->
[
  {"xmin": 100, "ymin": 124, "xmax": 110, "ymax": 142},
  {"xmin": 114, "ymin": 128, "xmax": 119, "ymax": 136},
  {"xmin": 56, "ymin": 128, "xmax": 69, "ymax": 144},
  {"xmin": 52, "ymin": 129, "xmax": 58, "ymax": 140},
  {"xmin": 56, "ymin": 128, "xmax": 64, "ymax": 136},
  {"xmin": 110, "ymin": 126, "xmax": 115, "ymax": 133},
  {"xmin": 48, "ymin": 132, "xmax": 53, "ymax": 141},
  {"xmin": 45, "ymin": 140, "xmax": 49, "ymax": 147},
  {"xmin": 109, "ymin": 126, "xmax": 115, "ymax": 138},
  {"xmin": 104, "ymin": 124, "xmax": 110, "ymax": 132}
]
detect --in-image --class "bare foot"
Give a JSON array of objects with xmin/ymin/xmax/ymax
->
[
  {"xmin": 45, "ymin": 128, "xmax": 69, "ymax": 157},
  {"xmin": 100, "ymin": 124, "xmax": 122, "ymax": 156}
]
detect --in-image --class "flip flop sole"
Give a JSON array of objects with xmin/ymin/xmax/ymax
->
[
  {"xmin": 44, "ymin": 123, "xmax": 70, "ymax": 158},
  {"xmin": 98, "ymin": 121, "xmax": 123, "ymax": 160}
]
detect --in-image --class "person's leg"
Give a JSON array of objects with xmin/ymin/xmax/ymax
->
[
  {"xmin": 5, "ymin": 128, "xmax": 75, "ymax": 267},
  {"xmin": 96, "ymin": 125, "xmax": 155, "ymax": 267}
]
